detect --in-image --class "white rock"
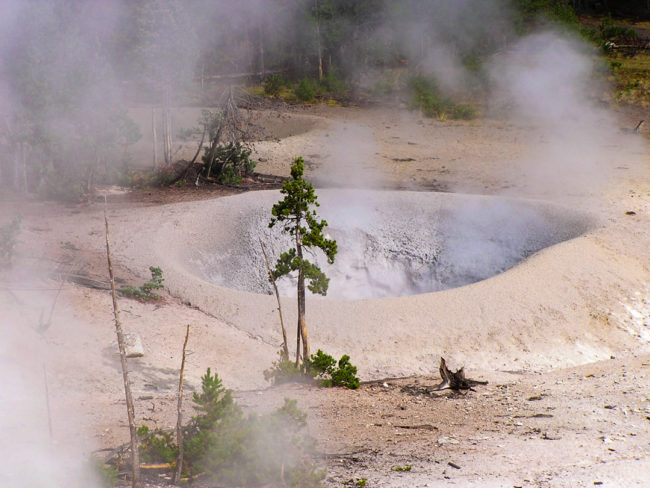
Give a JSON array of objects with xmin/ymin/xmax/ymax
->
[{"xmin": 123, "ymin": 332, "xmax": 144, "ymax": 358}]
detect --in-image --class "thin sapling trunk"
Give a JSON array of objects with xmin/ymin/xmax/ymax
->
[{"xmin": 104, "ymin": 199, "xmax": 140, "ymax": 488}]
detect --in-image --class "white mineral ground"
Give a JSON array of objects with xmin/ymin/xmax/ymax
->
[{"xmin": 1, "ymin": 106, "xmax": 648, "ymax": 487}]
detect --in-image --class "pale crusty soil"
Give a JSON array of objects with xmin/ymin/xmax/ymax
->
[{"xmin": 0, "ymin": 104, "xmax": 648, "ymax": 487}]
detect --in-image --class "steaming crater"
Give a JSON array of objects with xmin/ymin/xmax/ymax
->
[{"xmin": 187, "ymin": 190, "xmax": 592, "ymax": 300}]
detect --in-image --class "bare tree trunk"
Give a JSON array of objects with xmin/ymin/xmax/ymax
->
[
  {"xmin": 152, "ymin": 107, "xmax": 158, "ymax": 170},
  {"xmin": 295, "ymin": 230, "xmax": 310, "ymax": 368},
  {"xmin": 21, "ymin": 143, "xmax": 27, "ymax": 194},
  {"xmin": 43, "ymin": 364, "xmax": 53, "ymax": 440},
  {"xmin": 174, "ymin": 325, "xmax": 190, "ymax": 484},
  {"xmin": 314, "ymin": 0, "xmax": 323, "ymax": 81},
  {"xmin": 260, "ymin": 239, "xmax": 289, "ymax": 359},
  {"xmin": 13, "ymin": 143, "xmax": 20, "ymax": 192},
  {"xmin": 104, "ymin": 200, "xmax": 140, "ymax": 488},
  {"xmin": 163, "ymin": 86, "xmax": 173, "ymax": 166},
  {"xmin": 258, "ymin": 18, "xmax": 266, "ymax": 81}
]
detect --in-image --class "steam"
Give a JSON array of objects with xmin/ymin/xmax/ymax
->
[
  {"xmin": 489, "ymin": 32, "xmax": 622, "ymax": 197},
  {"xmin": 0, "ymin": 293, "xmax": 100, "ymax": 488}
]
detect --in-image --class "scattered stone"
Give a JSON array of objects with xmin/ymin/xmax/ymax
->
[
  {"xmin": 447, "ymin": 461, "xmax": 461, "ymax": 470},
  {"xmin": 123, "ymin": 332, "xmax": 144, "ymax": 358},
  {"xmin": 541, "ymin": 432, "xmax": 561, "ymax": 440},
  {"xmin": 437, "ymin": 436, "xmax": 459, "ymax": 445}
]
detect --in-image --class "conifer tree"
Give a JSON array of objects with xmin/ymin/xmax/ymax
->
[{"xmin": 269, "ymin": 157, "xmax": 337, "ymax": 368}]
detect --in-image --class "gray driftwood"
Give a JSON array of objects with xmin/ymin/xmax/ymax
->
[{"xmin": 433, "ymin": 357, "xmax": 488, "ymax": 391}]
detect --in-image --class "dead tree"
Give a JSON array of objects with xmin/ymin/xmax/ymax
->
[
  {"xmin": 433, "ymin": 357, "xmax": 488, "ymax": 391},
  {"xmin": 174, "ymin": 325, "xmax": 190, "ymax": 484},
  {"xmin": 104, "ymin": 200, "xmax": 140, "ymax": 488},
  {"xmin": 260, "ymin": 239, "xmax": 289, "ymax": 359}
]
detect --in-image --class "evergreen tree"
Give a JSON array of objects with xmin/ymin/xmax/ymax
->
[{"xmin": 269, "ymin": 157, "xmax": 337, "ymax": 368}]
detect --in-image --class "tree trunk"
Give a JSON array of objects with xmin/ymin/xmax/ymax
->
[
  {"xmin": 104, "ymin": 202, "xmax": 140, "ymax": 488},
  {"xmin": 13, "ymin": 145, "xmax": 20, "ymax": 192},
  {"xmin": 314, "ymin": 0, "xmax": 323, "ymax": 81},
  {"xmin": 258, "ymin": 21, "xmax": 266, "ymax": 81},
  {"xmin": 21, "ymin": 143, "xmax": 27, "ymax": 194},
  {"xmin": 295, "ymin": 229, "xmax": 310, "ymax": 367},
  {"xmin": 152, "ymin": 107, "xmax": 158, "ymax": 169},
  {"xmin": 163, "ymin": 86, "xmax": 173, "ymax": 166},
  {"xmin": 260, "ymin": 239, "xmax": 289, "ymax": 359},
  {"xmin": 174, "ymin": 325, "xmax": 190, "ymax": 485}
]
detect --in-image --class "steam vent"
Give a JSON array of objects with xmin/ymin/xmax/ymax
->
[{"xmin": 187, "ymin": 189, "xmax": 592, "ymax": 300}]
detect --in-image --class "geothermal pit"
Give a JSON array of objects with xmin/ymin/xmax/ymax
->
[{"xmin": 186, "ymin": 189, "xmax": 592, "ymax": 300}]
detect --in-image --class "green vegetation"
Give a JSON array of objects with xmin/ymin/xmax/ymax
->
[
  {"xmin": 136, "ymin": 368, "xmax": 325, "ymax": 487},
  {"xmin": 264, "ymin": 74, "xmax": 289, "ymax": 97},
  {"xmin": 122, "ymin": 166, "xmax": 178, "ymax": 189},
  {"xmin": 409, "ymin": 76, "xmax": 476, "ymax": 120},
  {"xmin": 264, "ymin": 352, "xmax": 306, "ymax": 384},
  {"xmin": 137, "ymin": 425, "xmax": 177, "ymax": 464},
  {"xmin": 513, "ymin": 0, "xmax": 579, "ymax": 32},
  {"xmin": 0, "ymin": 217, "xmax": 21, "ymax": 267},
  {"xmin": 202, "ymin": 141, "xmax": 256, "ymax": 185},
  {"xmin": 392, "ymin": 464, "xmax": 412, "ymax": 472},
  {"xmin": 265, "ymin": 349, "xmax": 360, "ymax": 389},
  {"xmin": 90, "ymin": 456, "xmax": 118, "ymax": 488},
  {"xmin": 119, "ymin": 266, "xmax": 164, "ymax": 301},
  {"xmin": 306, "ymin": 350, "xmax": 360, "ymax": 389},
  {"xmin": 294, "ymin": 78, "xmax": 319, "ymax": 102}
]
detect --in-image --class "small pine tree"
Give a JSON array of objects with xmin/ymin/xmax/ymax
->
[{"xmin": 269, "ymin": 157, "xmax": 337, "ymax": 369}]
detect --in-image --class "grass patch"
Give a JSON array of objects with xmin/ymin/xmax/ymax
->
[
  {"xmin": 607, "ymin": 52, "xmax": 650, "ymax": 106},
  {"xmin": 409, "ymin": 75, "xmax": 477, "ymax": 120}
]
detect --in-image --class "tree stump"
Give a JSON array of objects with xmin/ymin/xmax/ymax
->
[{"xmin": 434, "ymin": 357, "xmax": 488, "ymax": 391}]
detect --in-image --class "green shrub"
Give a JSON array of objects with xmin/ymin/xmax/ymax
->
[
  {"xmin": 306, "ymin": 350, "xmax": 360, "ymax": 389},
  {"xmin": 182, "ymin": 369, "xmax": 325, "ymax": 487},
  {"xmin": 0, "ymin": 216, "xmax": 21, "ymax": 266},
  {"xmin": 321, "ymin": 70, "xmax": 345, "ymax": 95},
  {"xmin": 90, "ymin": 456, "xmax": 118, "ymax": 487},
  {"xmin": 218, "ymin": 165, "xmax": 242, "ymax": 185},
  {"xmin": 599, "ymin": 15, "xmax": 638, "ymax": 42},
  {"xmin": 137, "ymin": 425, "xmax": 178, "ymax": 464},
  {"xmin": 264, "ymin": 74, "xmax": 287, "ymax": 96},
  {"xmin": 122, "ymin": 166, "xmax": 177, "ymax": 188},
  {"xmin": 264, "ymin": 353, "xmax": 305, "ymax": 384},
  {"xmin": 119, "ymin": 266, "xmax": 164, "ymax": 301},
  {"xmin": 294, "ymin": 78, "xmax": 318, "ymax": 102},
  {"xmin": 202, "ymin": 141, "xmax": 256, "ymax": 184}
]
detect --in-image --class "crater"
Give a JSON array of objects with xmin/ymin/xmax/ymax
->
[{"xmin": 186, "ymin": 190, "xmax": 593, "ymax": 300}]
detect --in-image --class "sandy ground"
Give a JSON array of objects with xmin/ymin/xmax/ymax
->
[{"xmin": 1, "ymin": 104, "xmax": 649, "ymax": 487}]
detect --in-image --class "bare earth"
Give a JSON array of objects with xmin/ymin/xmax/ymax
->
[{"xmin": 1, "ymin": 105, "xmax": 649, "ymax": 487}]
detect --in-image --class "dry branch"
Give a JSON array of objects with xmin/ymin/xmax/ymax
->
[
  {"xmin": 174, "ymin": 325, "xmax": 190, "ymax": 484},
  {"xmin": 260, "ymin": 239, "xmax": 289, "ymax": 359},
  {"xmin": 104, "ymin": 198, "xmax": 140, "ymax": 488}
]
